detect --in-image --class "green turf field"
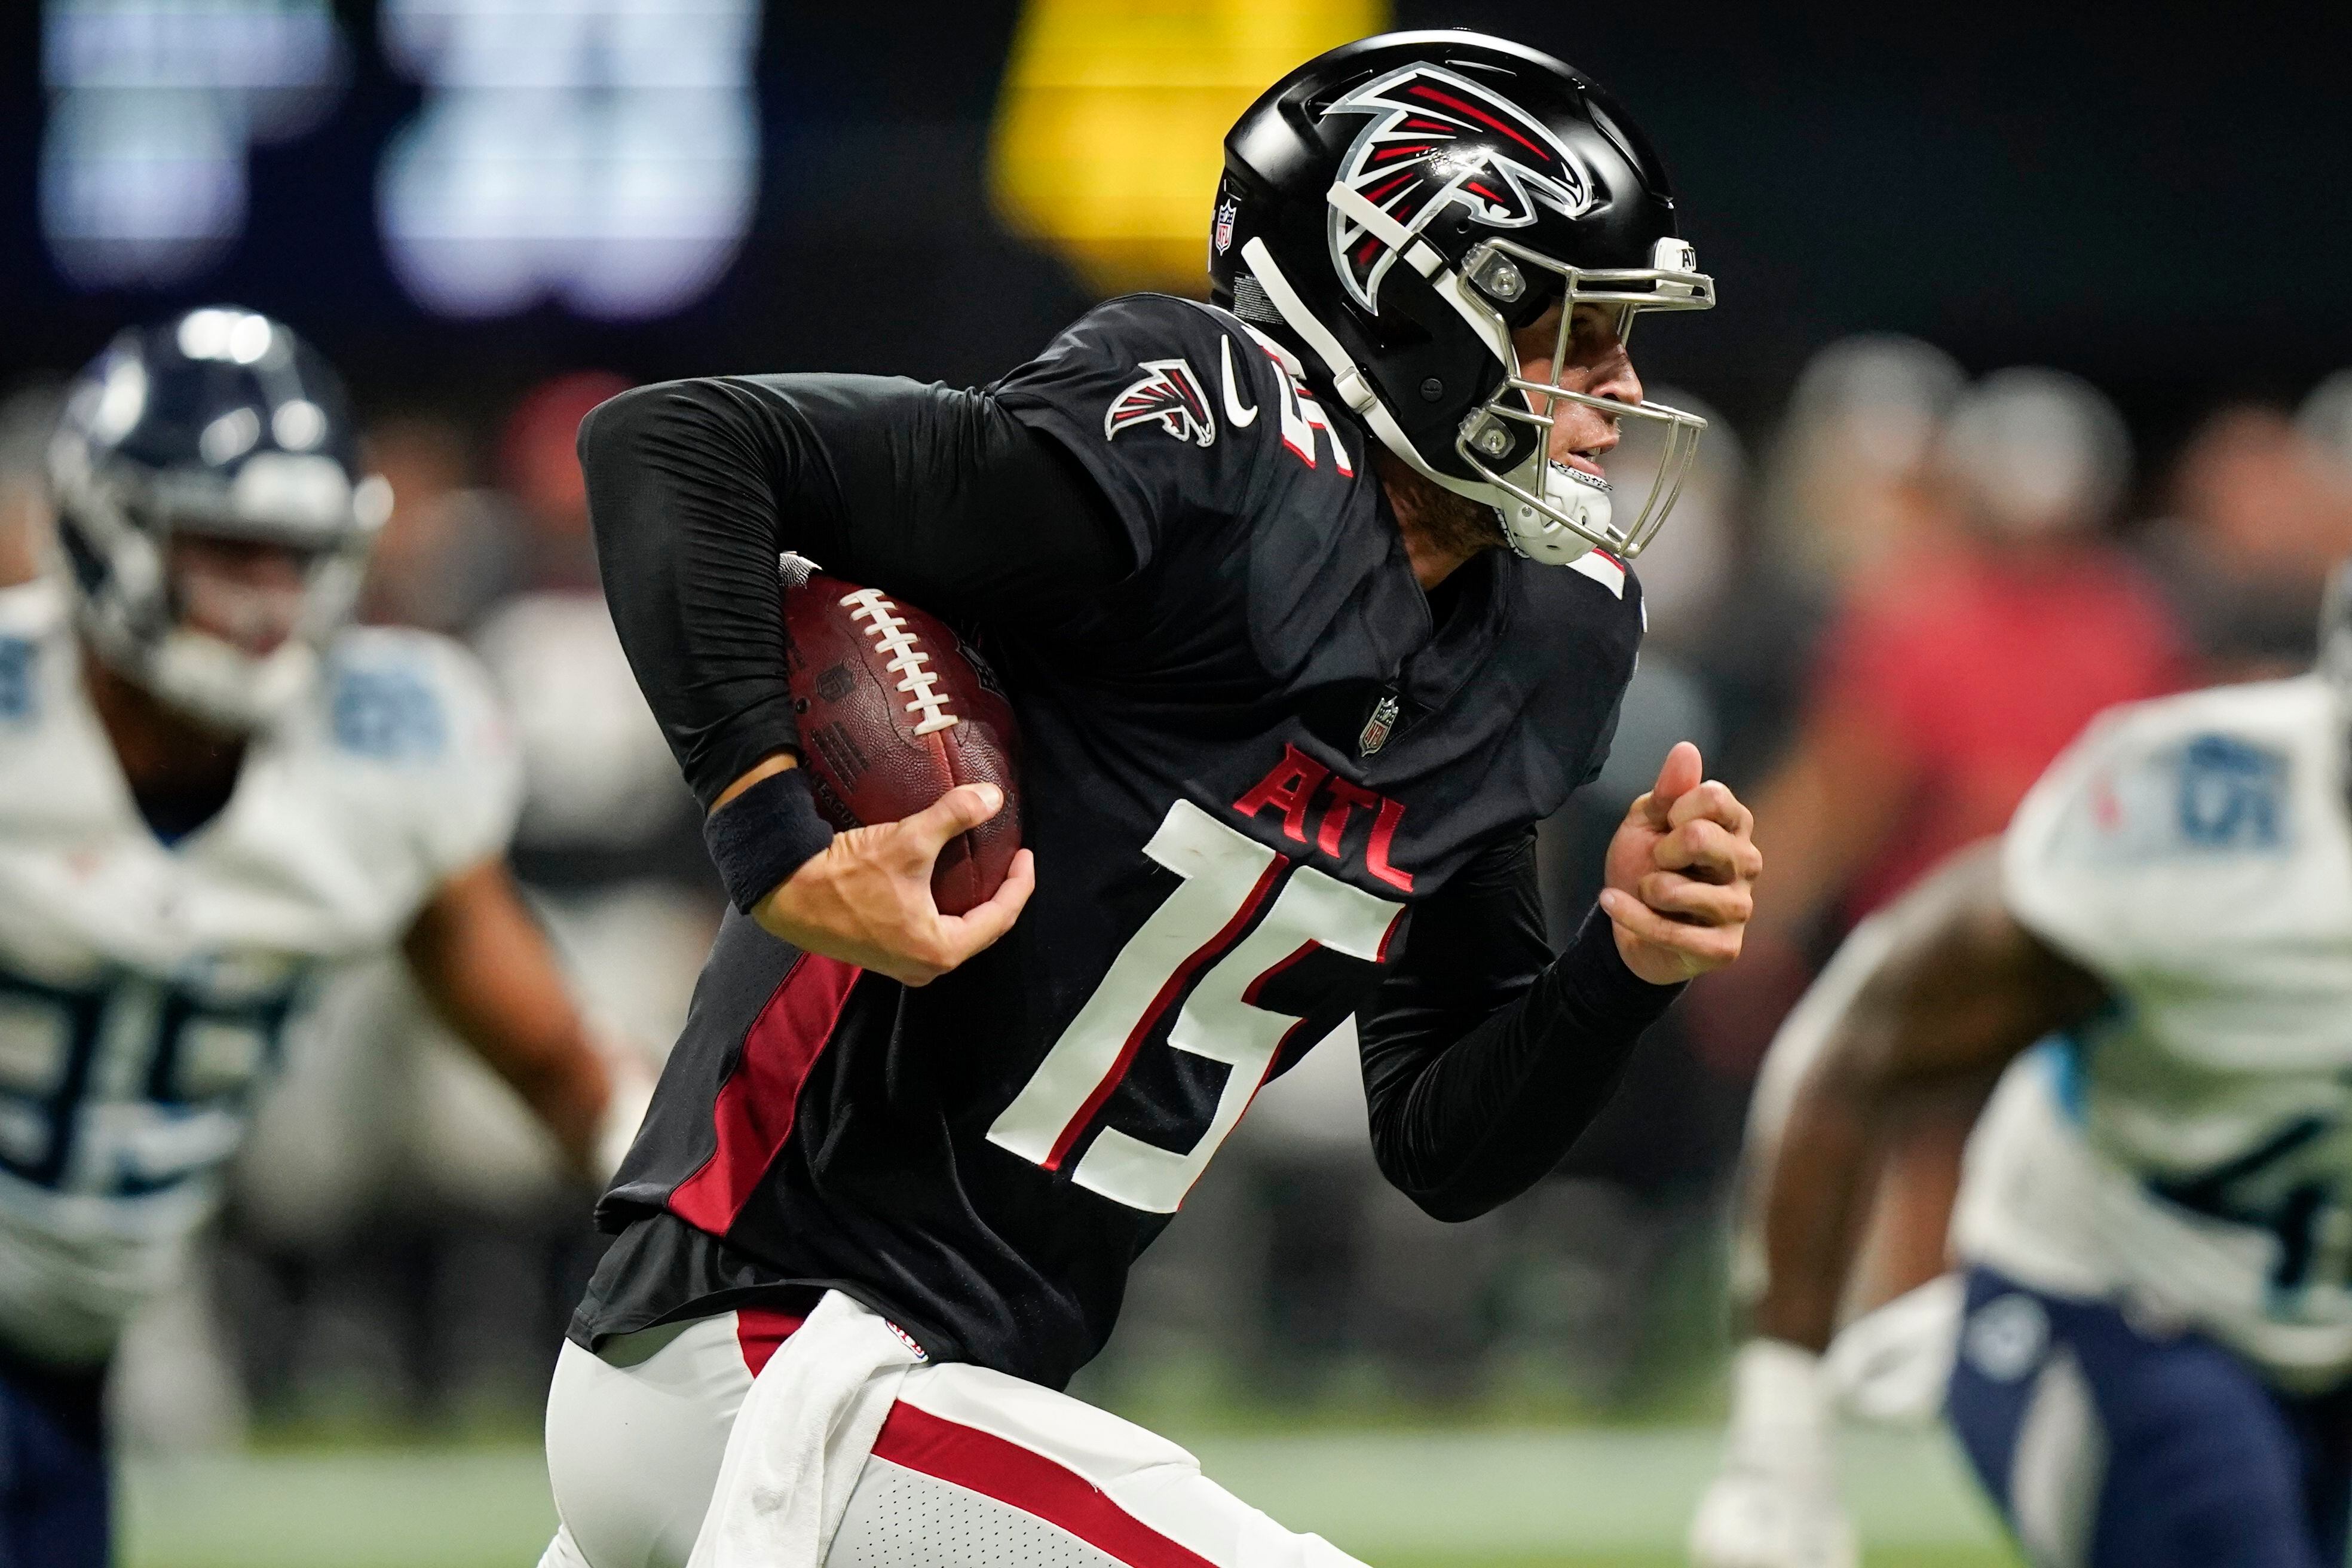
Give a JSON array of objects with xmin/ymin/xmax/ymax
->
[{"xmin": 120, "ymin": 1427, "xmax": 2020, "ymax": 1568}]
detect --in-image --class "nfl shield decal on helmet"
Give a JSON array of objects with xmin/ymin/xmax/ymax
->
[
  {"xmin": 1320, "ymin": 63, "xmax": 1595, "ymax": 314},
  {"xmin": 1212, "ymin": 195, "xmax": 1239, "ymax": 256},
  {"xmin": 1104, "ymin": 359, "xmax": 1216, "ymax": 448},
  {"xmin": 1358, "ymin": 693, "xmax": 1400, "ymax": 756}
]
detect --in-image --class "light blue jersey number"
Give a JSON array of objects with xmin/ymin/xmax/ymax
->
[{"xmin": 0, "ymin": 966, "xmax": 304, "ymax": 1198}]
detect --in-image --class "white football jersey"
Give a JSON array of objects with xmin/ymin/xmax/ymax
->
[
  {"xmin": 0, "ymin": 580, "xmax": 521, "ymax": 1364},
  {"xmin": 1955, "ymin": 673, "xmax": 2352, "ymax": 1389}
]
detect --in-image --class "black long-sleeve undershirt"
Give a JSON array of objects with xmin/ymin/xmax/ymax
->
[
  {"xmin": 580, "ymin": 373, "xmax": 1679, "ymax": 1223},
  {"xmin": 580, "ymin": 375, "xmax": 1134, "ymax": 811},
  {"xmin": 1359, "ymin": 833, "xmax": 1669, "ymax": 1220}
]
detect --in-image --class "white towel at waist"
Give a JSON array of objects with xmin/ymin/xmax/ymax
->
[{"xmin": 685, "ymin": 1290, "xmax": 926, "ymax": 1568}]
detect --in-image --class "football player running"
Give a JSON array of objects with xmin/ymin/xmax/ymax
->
[
  {"xmin": 1689, "ymin": 569, "xmax": 2352, "ymax": 1568},
  {"xmin": 552, "ymin": 31, "xmax": 1760, "ymax": 1568},
  {"xmin": 1, "ymin": 308, "xmax": 639, "ymax": 1566}
]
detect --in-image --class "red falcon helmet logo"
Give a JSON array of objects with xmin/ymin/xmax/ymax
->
[
  {"xmin": 1321, "ymin": 62, "xmax": 1595, "ymax": 313},
  {"xmin": 1104, "ymin": 358, "xmax": 1217, "ymax": 448}
]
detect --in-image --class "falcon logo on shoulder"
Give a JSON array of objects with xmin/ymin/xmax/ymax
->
[
  {"xmin": 1321, "ymin": 62, "xmax": 1594, "ymax": 314},
  {"xmin": 1104, "ymin": 359, "xmax": 1216, "ymax": 448}
]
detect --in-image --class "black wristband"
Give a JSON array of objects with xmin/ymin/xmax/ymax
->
[{"xmin": 703, "ymin": 768, "xmax": 837, "ymax": 914}]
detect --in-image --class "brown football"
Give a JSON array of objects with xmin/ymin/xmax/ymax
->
[{"xmin": 781, "ymin": 560, "xmax": 1022, "ymax": 916}]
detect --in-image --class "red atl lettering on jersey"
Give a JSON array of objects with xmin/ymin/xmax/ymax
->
[
  {"xmin": 1230, "ymin": 746, "xmax": 1328, "ymax": 840},
  {"xmin": 1315, "ymin": 776, "xmax": 1378, "ymax": 857},
  {"xmin": 1232, "ymin": 743, "xmax": 1413, "ymax": 892}
]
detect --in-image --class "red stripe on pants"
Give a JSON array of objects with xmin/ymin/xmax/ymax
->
[
  {"xmin": 734, "ymin": 1309, "xmax": 806, "ymax": 1377},
  {"xmin": 669, "ymin": 954, "xmax": 861, "ymax": 1234},
  {"xmin": 870, "ymin": 1403, "xmax": 1220, "ymax": 1568}
]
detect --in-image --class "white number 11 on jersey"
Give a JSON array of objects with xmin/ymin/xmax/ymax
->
[{"xmin": 988, "ymin": 799, "xmax": 1402, "ymax": 1214}]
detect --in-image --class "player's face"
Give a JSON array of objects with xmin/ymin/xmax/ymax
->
[
  {"xmin": 169, "ymin": 534, "xmax": 309, "ymax": 657},
  {"xmin": 1511, "ymin": 302, "xmax": 1644, "ymax": 482}
]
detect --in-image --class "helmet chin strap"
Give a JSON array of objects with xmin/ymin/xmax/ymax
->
[
  {"xmin": 139, "ymin": 630, "xmax": 317, "ymax": 733},
  {"xmin": 1513, "ymin": 464, "xmax": 1612, "ymax": 565},
  {"xmin": 63, "ymin": 488, "xmax": 350, "ymax": 734},
  {"xmin": 1239, "ymin": 238, "xmax": 1597, "ymax": 565},
  {"xmin": 148, "ymin": 546, "xmax": 366, "ymax": 733}
]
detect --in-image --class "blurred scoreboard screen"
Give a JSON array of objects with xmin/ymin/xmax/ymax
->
[
  {"xmin": 40, "ymin": 0, "xmax": 762, "ymax": 320},
  {"xmin": 32, "ymin": 0, "xmax": 1383, "ymax": 326}
]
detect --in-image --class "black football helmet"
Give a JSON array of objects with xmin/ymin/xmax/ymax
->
[
  {"xmin": 1209, "ymin": 31, "xmax": 1714, "ymax": 564},
  {"xmin": 47, "ymin": 307, "xmax": 388, "ymax": 730}
]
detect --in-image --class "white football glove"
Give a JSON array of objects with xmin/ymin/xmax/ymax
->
[
  {"xmin": 1688, "ymin": 1340, "xmax": 1858, "ymax": 1568},
  {"xmin": 1822, "ymin": 1274, "xmax": 1964, "ymax": 1428},
  {"xmin": 592, "ymin": 1051, "xmax": 658, "ymax": 1188}
]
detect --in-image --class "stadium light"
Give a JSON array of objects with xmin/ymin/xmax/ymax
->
[{"xmin": 988, "ymin": 0, "xmax": 1387, "ymax": 298}]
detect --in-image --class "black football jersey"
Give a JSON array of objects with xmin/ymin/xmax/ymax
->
[{"xmin": 572, "ymin": 295, "xmax": 1658, "ymax": 1389}]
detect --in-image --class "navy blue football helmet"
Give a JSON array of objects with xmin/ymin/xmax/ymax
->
[{"xmin": 47, "ymin": 307, "xmax": 388, "ymax": 729}]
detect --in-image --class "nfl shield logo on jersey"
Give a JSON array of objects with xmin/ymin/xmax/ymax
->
[{"xmin": 1358, "ymin": 694, "xmax": 1399, "ymax": 756}]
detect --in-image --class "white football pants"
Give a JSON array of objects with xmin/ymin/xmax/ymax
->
[{"xmin": 538, "ymin": 1310, "xmax": 1369, "ymax": 1568}]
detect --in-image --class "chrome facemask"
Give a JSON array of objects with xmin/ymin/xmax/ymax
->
[
  {"xmin": 1243, "ymin": 191, "xmax": 1713, "ymax": 569},
  {"xmin": 1450, "ymin": 234, "xmax": 1712, "ymax": 564},
  {"xmin": 49, "ymin": 440, "xmax": 390, "ymax": 732}
]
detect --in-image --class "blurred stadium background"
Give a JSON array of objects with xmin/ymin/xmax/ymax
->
[{"xmin": 7, "ymin": 1, "xmax": 2352, "ymax": 1563}]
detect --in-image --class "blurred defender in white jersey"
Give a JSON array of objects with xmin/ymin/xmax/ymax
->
[
  {"xmin": 0, "ymin": 308, "xmax": 636, "ymax": 1566},
  {"xmin": 1692, "ymin": 565, "xmax": 2352, "ymax": 1568}
]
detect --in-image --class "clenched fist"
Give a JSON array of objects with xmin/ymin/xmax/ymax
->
[{"xmin": 1600, "ymin": 742, "xmax": 1762, "ymax": 985}]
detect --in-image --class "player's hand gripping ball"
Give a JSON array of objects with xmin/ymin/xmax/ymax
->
[
  {"xmin": 1599, "ymin": 741, "xmax": 1761, "ymax": 985},
  {"xmin": 783, "ymin": 567, "xmax": 1022, "ymax": 916}
]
